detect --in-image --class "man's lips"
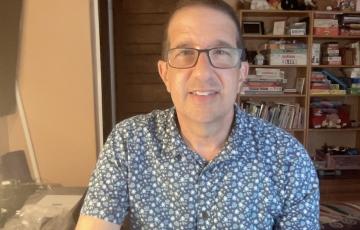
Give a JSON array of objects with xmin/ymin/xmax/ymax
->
[{"xmin": 189, "ymin": 90, "xmax": 218, "ymax": 96}]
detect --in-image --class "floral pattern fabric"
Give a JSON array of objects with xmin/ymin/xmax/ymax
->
[{"xmin": 81, "ymin": 105, "xmax": 320, "ymax": 229}]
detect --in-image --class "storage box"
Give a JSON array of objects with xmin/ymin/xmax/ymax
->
[
  {"xmin": 269, "ymin": 49, "xmax": 307, "ymax": 65},
  {"xmin": 313, "ymin": 19, "xmax": 339, "ymax": 36},
  {"xmin": 314, "ymin": 19, "xmax": 338, "ymax": 27},
  {"xmin": 322, "ymin": 49, "xmax": 340, "ymax": 56},
  {"xmin": 312, "ymin": 43, "xmax": 321, "ymax": 65},
  {"xmin": 327, "ymin": 155, "xmax": 360, "ymax": 170},
  {"xmin": 270, "ymin": 53, "xmax": 307, "ymax": 65},
  {"xmin": 314, "ymin": 27, "xmax": 339, "ymax": 36},
  {"xmin": 322, "ymin": 56, "xmax": 342, "ymax": 65}
]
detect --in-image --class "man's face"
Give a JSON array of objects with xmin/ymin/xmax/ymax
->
[{"xmin": 158, "ymin": 6, "xmax": 248, "ymax": 126}]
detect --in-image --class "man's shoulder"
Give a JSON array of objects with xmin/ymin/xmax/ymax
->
[
  {"xmin": 235, "ymin": 107, "xmax": 289, "ymax": 136},
  {"xmin": 113, "ymin": 108, "xmax": 173, "ymax": 136},
  {"xmin": 234, "ymin": 107, "xmax": 303, "ymax": 151}
]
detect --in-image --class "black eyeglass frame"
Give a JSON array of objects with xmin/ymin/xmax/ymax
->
[{"xmin": 166, "ymin": 47, "xmax": 243, "ymax": 69}]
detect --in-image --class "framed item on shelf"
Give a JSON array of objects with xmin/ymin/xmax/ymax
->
[
  {"xmin": 273, "ymin": 21, "xmax": 285, "ymax": 35},
  {"xmin": 242, "ymin": 21, "xmax": 264, "ymax": 35}
]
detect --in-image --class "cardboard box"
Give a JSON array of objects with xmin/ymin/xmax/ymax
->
[
  {"xmin": 313, "ymin": 19, "xmax": 339, "ymax": 36},
  {"xmin": 327, "ymin": 155, "xmax": 360, "ymax": 170},
  {"xmin": 314, "ymin": 27, "xmax": 339, "ymax": 36},
  {"xmin": 314, "ymin": 19, "xmax": 338, "ymax": 27},
  {"xmin": 269, "ymin": 48, "xmax": 307, "ymax": 65},
  {"xmin": 270, "ymin": 53, "xmax": 307, "ymax": 65},
  {"xmin": 322, "ymin": 56, "xmax": 342, "ymax": 65},
  {"xmin": 322, "ymin": 49, "xmax": 340, "ymax": 56},
  {"xmin": 290, "ymin": 28, "xmax": 306, "ymax": 36}
]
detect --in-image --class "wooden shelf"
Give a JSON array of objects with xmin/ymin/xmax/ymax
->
[
  {"xmin": 240, "ymin": 9, "xmax": 310, "ymax": 17},
  {"xmin": 310, "ymin": 94, "xmax": 360, "ymax": 97},
  {"xmin": 240, "ymin": 94, "xmax": 305, "ymax": 98},
  {"xmin": 240, "ymin": 8, "xmax": 360, "ymax": 203},
  {"xmin": 312, "ymin": 35, "xmax": 360, "ymax": 40},
  {"xmin": 285, "ymin": 128, "xmax": 305, "ymax": 132},
  {"xmin": 312, "ymin": 65, "xmax": 360, "ymax": 68},
  {"xmin": 313, "ymin": 10, "xmax": 360, "ymax": 15},
  {"xmin": 250, "ymin": 64, "xmax": 307, "ymax": 68},
  {"xmin": 243, "ymin": 34, "xmax": 308, "ymax": 39}
]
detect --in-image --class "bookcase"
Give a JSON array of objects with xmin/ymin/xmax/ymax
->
[{"xmin": 238, "ymin": 9, "xmax": 360, "ymax": 200}]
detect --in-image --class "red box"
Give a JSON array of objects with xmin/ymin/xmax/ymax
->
[{"xmin": 313, "ymin": 27, "xmax": 339, "ymax": 36}]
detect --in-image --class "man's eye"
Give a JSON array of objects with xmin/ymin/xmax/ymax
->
[
  {"xmin": 178, "ymin": 49, "xmax": 194, "ymax": 56},
  {"xmin": 213, "ymin": 48, "xmax": 230, "ymax": 56}
]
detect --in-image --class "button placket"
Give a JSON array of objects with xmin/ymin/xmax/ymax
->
[{"xmin": 196, "ymin": 162, "xmax": 213, "ymax": 228}]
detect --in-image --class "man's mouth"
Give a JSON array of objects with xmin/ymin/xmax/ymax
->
[{"xmin": 190, "ymin": 91, "xmax": 217, "ymax": 96}]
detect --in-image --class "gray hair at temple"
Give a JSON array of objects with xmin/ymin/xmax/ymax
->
[{"xmin": 161, "ymin": 0, "xmax": 246, "ymax": 62}]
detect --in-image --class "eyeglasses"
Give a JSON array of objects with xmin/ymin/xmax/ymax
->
[{"xmin": 166, "ymin": 47, "xmax": 242, "ymax": 69}]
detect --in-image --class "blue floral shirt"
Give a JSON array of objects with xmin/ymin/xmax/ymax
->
[{"xmin": 81, "ymin": 105, "xmax": 320, "ymax": 229}]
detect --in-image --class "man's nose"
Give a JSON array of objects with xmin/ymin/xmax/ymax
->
[{"xmin": 192, "ymin": 52, "xmax": 212, "ymax": 77}]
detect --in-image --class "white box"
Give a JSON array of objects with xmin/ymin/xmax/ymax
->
[
  {"xmin": 290, "ymin": 28, "xmax": 306, "ymax": 36},
  {"xmin": 312, "ymin": 43, "xmax": 321, "ymax": 65},
  {"xmin": 269, "ymin": 49, "xmax": 307, "ymax": 65},
  {"xmin": 314, "ymin": 19, "xmax": 338, "ymax": 28},
  {"xmin": 270, "ymin": 53, "xmax": 307, "ymax": 65}
]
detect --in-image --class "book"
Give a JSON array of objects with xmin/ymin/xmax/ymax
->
[
  {"xmin": 350, "ymin": 41, "xmax": 360, "ymax": 65},
  {"xmin": 312, "ymin": 43, "xmax": 321, "ymax": 65},
  {"xmin": 255, "ymin": 68, "xmax": 282, "ymax": 77},
  {"xmin": 321, "ymin": 69, "xmax": 349, "ymax": 90},
  {"xmin": 296, "ymin": 78, "xmax": 305, "ymax": 94},
  {"xmin": 241, "ymin": 101, "xmax": 303, "ymax": 130}
]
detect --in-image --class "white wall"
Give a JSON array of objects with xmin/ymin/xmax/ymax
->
[{"xmin": 6, "ymin": 0, "xmax": 98, "ymax": 186}]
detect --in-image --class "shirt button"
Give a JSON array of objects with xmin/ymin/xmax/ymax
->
[
  {"xmin": 176, "ymin": 154, "xmax": 182, "ymax": 161},
  {"xmin": 202, "ymin": 211, "xmax": 209, "ymax": 220}
]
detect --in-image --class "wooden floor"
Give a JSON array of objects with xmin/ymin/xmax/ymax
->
[{"xmin": 319, "ymin": 170, "xmax": 360, "ymax": 202}]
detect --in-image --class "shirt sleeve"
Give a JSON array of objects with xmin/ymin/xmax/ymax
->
[
  {"xmin": 275, "ymin": 139, "xmax": 320, "ymax": 230},
  {"xmin": 80, "ymin": 124, "xmax": 129, "ymax": 225}
]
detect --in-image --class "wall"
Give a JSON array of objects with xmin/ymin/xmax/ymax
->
[
  {"xmin": 6, "ymin": 0, "xmax": 97, "ymax": 186},
  {"xmin": 0, "ymin": 118, "xmax": 8, "ymax": 155},
  {"xmin": 114, "ymin": 0, "xmax": 173, "ymax": 121}
]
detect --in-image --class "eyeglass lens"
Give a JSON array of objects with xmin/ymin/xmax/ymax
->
[{"xmin": 168, "ymin": 48, "xmax": 241, "ymax": 69}]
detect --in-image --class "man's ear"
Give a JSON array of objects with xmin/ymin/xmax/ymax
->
[
  {"xmin": 237, "ymin": 61, "xmax": 249, "ymax": 93},
  {"xmin": 157, "ymin": 60, "xmax": 170, "ymax": 92}
]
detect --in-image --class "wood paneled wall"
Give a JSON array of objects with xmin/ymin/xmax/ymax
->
[{"xmin": 112, "ymin": 0, "xmax": 177, "ymax": 122}]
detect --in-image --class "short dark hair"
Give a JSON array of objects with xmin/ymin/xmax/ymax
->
[{"xmin": 161, "ymin": 0, "xmax": 245, "ymax": 61}]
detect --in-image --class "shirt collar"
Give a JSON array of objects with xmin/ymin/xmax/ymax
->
[{"xmin": 160, "ymin": 105, "xmax": 255, "ymax": 163}]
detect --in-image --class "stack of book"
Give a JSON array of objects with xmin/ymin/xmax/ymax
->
[
  {"xmin": 321, "ymin": 42, "xmax": 341, "ymax": 65},
  {"xmin": 266, "ymin": 40, "xmax": 307, "ymax": 65},
  {"xmin": 240, "ymin": 101, "xmax": 304, "ymax": 129},
  {"xmin": 241, "ymin": 68, "xmax": 286, "ymax": 95},
  {"xmin": 339, "ymin": 14, "xmax": 360, "ymax": 36},
  {"xmin": 310, "ymin": 70, "xmax": 348, "ymax": 95},
  {"xmin": 311, "ymin": 71, "xmax": 331, "ymax": 94}
]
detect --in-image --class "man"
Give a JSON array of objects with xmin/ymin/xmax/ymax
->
[{"xmin": 76, "ymin": 0, "xmax": 319, "ymax": 229}]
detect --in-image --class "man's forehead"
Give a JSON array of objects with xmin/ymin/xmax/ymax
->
[
  {"xmin": 167, "ymin": 5, "xmax": 238, "ymax": 48},
  {"xmin": 173, "ymin": 40, "xmax": 235, "ymax": 49}
]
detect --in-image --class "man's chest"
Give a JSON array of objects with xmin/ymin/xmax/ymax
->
[{"xmin": 127, "ymin": 156, "xmax": 283, "ymax": 229}]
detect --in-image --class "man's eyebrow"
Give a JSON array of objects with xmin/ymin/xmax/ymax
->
[
  {"xmin": 213, "ymin": 40, "xmax": 234, "ymax": 48},
  {"xmin": 172, "ymin": 40, "xmax": 235, "ymax": 49},
  {"xmin": 173, "ymin": 42, "xmax": 192, "ymax": 49}
]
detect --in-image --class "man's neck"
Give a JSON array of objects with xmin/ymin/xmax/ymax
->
[{"xmin": 176, "ymin": 110, "xmax": 235, "ymax": 161}]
